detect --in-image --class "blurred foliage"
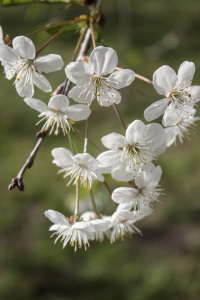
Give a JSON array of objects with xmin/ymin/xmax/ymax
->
[{"xmin": 0, "ymin": 0, "xmax": 200, "ymax": 300}]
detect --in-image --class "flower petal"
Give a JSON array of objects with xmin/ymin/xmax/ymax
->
[
  {"xmin": 145, "ymin": 123, "xmax": 166, "ymax": 154},
  {"xmin": 66, "ymin": 104, "xmax": 91, "ymax": 121},
  {"xmin": 111, "ymin": 163, "xmax": 134, "ymax": 182},
  {"xmin": 89, "ymin": 46, "xmax": 118, "ymax": 76},
  {"xmin": 126, "ymin": 120, "xmax": 146, "ymax": 145},
  {"xmin": 97, "ymin": 86, "xmax": 121, "ymax": 106},
  {"xmin": 12, "ymin": 36, "xmax": 35, "ymax": 60},
  {"xmin": 3, "ymin": 62, "xmax": 16, "ymax": 79},
  {"xmin": 51, "ymin": 148, "xmax": 74, "ymax": 168},
  {"xmin": 73, "ymin": 153, "xmax": 99, "ymax": 170},
  {"xmin": 162, "ymin": 104, "xmax": 180, "ymax": 127},
  {"xmin": 24, "ymin": 97, "xmax": 49, "ymax": 113},
  {"xmin": 0, "ymin": 43, "xmax": 18, "ymax": 62},
  {"xmin": 34, "ymin": 54, "xmax": 64, "ymax": 73},
  {"xmin": 153, "ymin": 65, "xmax": 177, "ymax": 95},
  {"xmin": 177, "ymin": 61, "xmax": 195, "ymax": 88},
  {"xmin": 186, "ymin": 86, "xmax": 200, "ymax": 103},
  {"xmin": 101, "ymin": 133, "xmax": 127, "ymax": 150},
  {"xmin": 112, "ymin": 187, "xmax": 138, "ymax": 204},
  {"xmin": 144, "ymin": 98, "xmax": 169, "ymax": 121},
  {"xmin": 165, "ymin": 127, "xmax": 176, "ymax": 147},
  {"xmin": 48, "ymin": 95, "xmax": 69, "ymax": 112},
  {"xmin": 68, "ymin": 85, "xmax": 95, "ymax": 104},
  {"xmin": 108, "ymin": 69, "xmax": 135, "ymax": 89},
  {"xmin": 15, "ymin": 76, "xmax": 34, "ymax": 97},
  {"xmin": 44, "ymin": 209, "xmax": 69, "ymax": 226},
  {"xmin": 33, "ymin": 73, "xmax": 52, "ymax": 93},
  {"xmin": 97, "ymin": 150, "xmax": 122, "ymax": 167},
  {"xmin": 65, "ymin": 61, "xmax": 92, "ymax": 85}
]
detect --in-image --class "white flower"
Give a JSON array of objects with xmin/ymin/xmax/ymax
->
[
  {"xmin": 162, "ymin": 104, "xmax": 200, "ymax": 147},
  {"xmin": 110, "ymin": 210, "xmax": 142, "ymax": 243},
  {"xmin": 80, "ymin": 211, "xmax": 111, "ymax": 242},
  {"xmin": 112, "ymin": 163, "xmax": 164, "ymax": 211},
  {"xmin": 0, "ymin": 36, "xmax": 64, "ymax": 97},
  {"xmin": 24, "ymin": 95, "xmax": 91, "ymax": 135},
  {"xmin": 65, "ymin": 46, "xmax": 135, "ymax": 107},
  {"xmin": 144, "ymin": 61, "xmax": 200, "ymax": 121},
  {"xmin": 52, "ymin": 148, "xmax": 105, "ymax": 189},
  {"xmin": 44, "ymin": 210, "xmax": 95, "ymax": 251},
  {"xmin": 97, "ymin": 120, "xmax": 166, "ymax": 182}
]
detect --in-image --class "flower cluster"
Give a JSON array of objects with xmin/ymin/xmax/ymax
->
[{"xmin": 1, "ymin": 23, "xmax": 199, "ymax": 252}]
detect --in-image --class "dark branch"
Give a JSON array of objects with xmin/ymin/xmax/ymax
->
[{"xmin": 8, "ymin": 130, "xmax": 48, "ymax": 191}]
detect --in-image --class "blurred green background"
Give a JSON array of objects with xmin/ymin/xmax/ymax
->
[{"xmin": 0, "ymin": 1, "xmax": 200, "ymax": 299}]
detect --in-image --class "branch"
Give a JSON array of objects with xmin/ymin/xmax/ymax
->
[{"xmin": 8, "ymin": 131, "xmax": 48, "ymax": 191}]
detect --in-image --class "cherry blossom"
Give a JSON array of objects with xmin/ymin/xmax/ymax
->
[
  {"xmin": 24, "ymin": 94, "xmax": 91, "ymax": 135},
  {"xmin": 0, "ymin": 36, "xmax": 64, "ymax": 97},
  {"xmin": 162, "ymin": 104, "xmax": 200, "ymax": 147},
  {"xmin": 97, "ymin": 120, "xmax": 166, "ymax": 181},
  {"xmin": 52, "ymin": 148, "xmax": 105, "ymax": 189},
  {"xmin": 144, "ymin": 61, "xmax": 200, "ymax": 121},
  {"xmin": 112, "ymin": 163, "xmax": 164, "ymax": 211},
  {"xmin": 44, "ymin": 210, "xmax": 95, "ymax": 251},
  {"xmin": 65, "ymin": 46, "xmax": 135, "ymax": 106}
]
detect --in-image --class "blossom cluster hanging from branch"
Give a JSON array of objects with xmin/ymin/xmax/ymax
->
[{"xmin": 0, "ymin": 0, "xmax": 199, "ymax": 252}]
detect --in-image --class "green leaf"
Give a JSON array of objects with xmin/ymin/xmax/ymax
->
[{"xmin": 46, "ymin": 18, "xmax": 89, "ymax": 38}]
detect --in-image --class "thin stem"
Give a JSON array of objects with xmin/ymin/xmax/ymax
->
[
  {"xmin": 84, "ymin": 119, "xmax": 89, "ymax": 153},
  {"xmin": 72, "ymin": 27, "xmax": 87, "ymax": 61},
  {"xmin": 103, "ymin": 181, "xmax": 117, "ymax": 209},
  {"xmin": 68, "ymin": 133, "xmax": 74, "ymax": 155},
  {"xmin": 8, "ymin": 131, "xmax": 48, "ymax": 191},
  {"xmin": 35, "ymin": 20, "xmax": 81, "ymax": 57},
  {"xmin": 75, "ymin": 128, "xmax": 102, "ymax": 153},
  {"xmin": 74, "ymin": 181, "xmax": 79, "ymax": 217},
  {"xmin": 89, "ymin": 19, "xmax": 97, "ymax": 48},
  {"xmin": 115, "ymin": 67, "xmax": 152, "ymax": 85},
  {"xmin": 112, "ymin": 103, "xmax": 127, "ymax": 132},
  {"xmin": 90, "ymin": 189, "xmax": 101, "ymax": 218},
  {"xmin": 25, "ymin": 25, "xmax": 50, "ymax": 37},
  {"xmin": 135, "ymin": 73, "xmax": 153, "ymax": 85}
]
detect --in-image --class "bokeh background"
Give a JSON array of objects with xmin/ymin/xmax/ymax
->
[{"xmin": 0, "ymin": 1, "xmax": 200, "ymax": 299}]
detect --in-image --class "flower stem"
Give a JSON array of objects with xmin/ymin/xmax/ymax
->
[
  {"xmin": 90, "ymin": 189, "xmax": 101, "ymax": 218},
  {"xmin": 74, "ymin": 181, "xmax": 79, "ymax": 218},
  {"xmin": 35, "ymin": 20, "xmax": 81, "ymax": 57},
  {"xmin": 135, "ymin": 73, "xmax": 153, "ymax": 85},
  {"xmin": 68, "ymin": 133, "xmax": 74, "ymax": 155},
  {"xmin": 84, "ymin": 119, "xmax": 89, "ymax": 153},
  {"xmin": 112, "ymin": 103, "xmax": 127, "ymax": 132},
  {"xmin": 89, "ymin": 19, "xmax": 97, "ymax": 48}
]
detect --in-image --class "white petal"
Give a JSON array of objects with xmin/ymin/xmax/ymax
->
[
  {"xmin": 162, "ymin": 104, "xmax": 180, "ymax": 127},
  {"xmin": 44, "ymin": 209, "xmax": 69, "ymax": 226},
  {"xmin": 34, "ymin": 54, "xmax": 64, "ymax": 73},
  {"xmin": 24, "ymin": 97, "xmax": 49, "ymax": 113},
  {"xmin": 89, "ymin": 46, "xmax": 118, "ymax": 76},
  {"xmin": 72, "ymin": 221, "xmax": 95, "ymax": 232},
  {"xmin": 165, "ymin": 127, "xmax": 176, "ymax": 147},
  {"xmin": 12, "ymin": 36, "xmax": 35, "ymax": 60},
  {"xmin": 73, "ymin": 153, "xmax": 98, "ymax": 170},
  {"xmin": 101, "ymin": 133, "xmax": 127, "ymax": 150},
  {"xmin": 48, "ymin": 95, "xmax": 69, "ymax": 112},
  {"xmin": 111, "ymin": 210, "xmax": 136, "ymax": 226},
  {"xmin": 126, "ymin": 120, "xmax": 146, "ymax": 145},
  {"xmin": 144, "ymin": 98, "xmax": 169, "ymax": 121},
  {"xmin": 90, "ymin": 219, "xmax": 110, "ymax": 231},
  {"xmin": 145, "ymin": 123, "xmax": 166, "ymax": 154},
  {"xmin": 186, "ymin": 86, "xmax": 200, "ymax": 103},
  {"xmin": 15, "ymin": 76, "xmax": 34, "ymax": 97},
  {"xmin": 177, "ymin": 61, "xmax": 195, "ymax": 87},
  {"xmin": 65, "ymin": 61, "xmax": 92, "ymax": 85},
  {"xmin": 33, "ymin": 73, "xmax": 52, "ymax": 92},
  {"xmin": 117, "ymin": 202, "xmax": 134, "ymax": 211},
  {"xmin": 153, "ymin": 65, "xmax": 177, "ymax": 95},
  {"xmin": 68, "ymin": 85, "xmax": 95, "ymax": 104},
  {"xmin": 111, "ymin": 163, "xmax": 134, "ymax": 182},
  {"xmin": 108, "ymin": 69, "xmax": 135, "ymax": 89},
  {"xmin": 0, "ymin": 26, "xmax": 3, "ymax": 44},
  {"xmin": 112, "ymin": 187, "xmax": 138, "ymax": 204},
  {"xmin": 3, "ymin": 62, "xmax": 16, "ymax": 79},
  {"xmin": 66, "ymin": 104, "xmax": 91, "ymax": 121},
  {"xmin": 97, "ymin": 150, "xmax": 122, "ymax": 167},
  {"xmin": 0, "ymin": 43, "xmax": 18, "ymax": 62},
  {"xmin": 97, "ymin": 86, "xmax": 122, "ymax": 106},
  {"xmin": 51, "ymin": 148, "xmax": 74, "ymax": 168}
]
